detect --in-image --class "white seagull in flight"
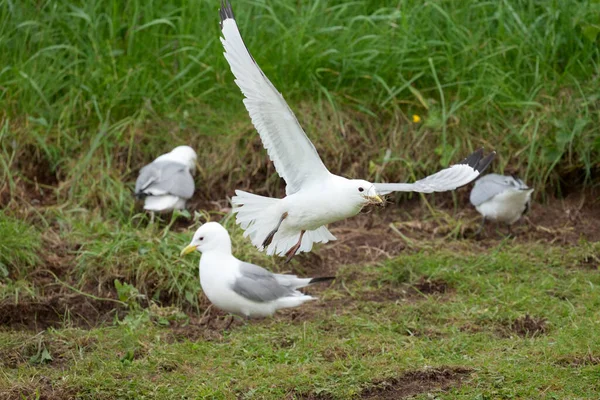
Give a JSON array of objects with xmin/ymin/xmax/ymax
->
[{"xmin": 219, "ymin": 1, "xmax": 495, "ymax": 261}]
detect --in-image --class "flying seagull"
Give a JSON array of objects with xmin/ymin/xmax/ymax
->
[
  {"xmin": 180, "ymin": 222, "xmax": 335, "ymax": 318},
  {"xmin": 134, "ymin": 145, "xmax": 197, "ymax": 212},
  {"xmin": 469, "ymin": 173, "xmax": 534, "ymax": 235},
  {"xmin": 219, "ymin": 1, "xmax": 495, "ymax": 261}
]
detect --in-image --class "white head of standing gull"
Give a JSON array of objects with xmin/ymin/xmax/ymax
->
[
  {"xmin": 219, "ymin": 1, "xmax": 495, "ymax": 261},
  {"xmin": 180, "ymin": 222, "xmax": 335, "ymax": 318},
  {"xmin": 469, "ymin": 173, "xmax": 534, "ymax": 235},
  {"xmin": 134, "ymin": 145, "xmax": 197, "ymax": 212}
]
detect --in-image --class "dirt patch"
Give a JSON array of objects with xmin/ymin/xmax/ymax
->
[
  {"xmin": 0, "ymin": 376, "xmax": 78, "ymax": 400},
  {"xmin": 556, "ymin": 353, "xmax": 600, "ymax": 367},
  {"xmin": 501, "ymin": 315, "xmax": 548, "ymax": 338},
  {"xmin": 360, "ymin": 366, "xmax": 472, "ymax": 399},
  {"xmin": 163, "ymin": 307, "xmax": 243, "ymax": 343},
  {"xmin": 410, "ymin": 277, "xmax": 451, "ymax": 295},
  {"xmin": 0, "ymin": 294, "xmax": 125, "ymax": 331}
]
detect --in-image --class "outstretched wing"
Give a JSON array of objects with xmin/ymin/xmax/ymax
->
[
  {"xmin": 134, "ymin": 161, "xmax": 195, "ymax": 199},
  {"xmin": 374, "ymin": 149, "xmax": 495, "ymax": 195},
  {"xmin": 231, "ymin": 262, "xmax": 296, "ymax": 303},
  {"xmin": 219, "ymin": 1, "xmax": 330, "ymax": 195}
]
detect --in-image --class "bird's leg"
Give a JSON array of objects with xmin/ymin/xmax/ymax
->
[
  {"xmin": 507, "ymin": 224, "xmax": 513, "ymax": 237},
  {"xmin": 224, "ymin": 314, "xmax": 234, "ymax": 330},
  {"xmin": 150, "ymin": 211, "xmax": 155, "ymax": 224},
  {"xmin": 285, "ymin": 230, "xmax": 305, "ymax": 264},
  {"xmin": 262, "ymin": 212, "xmax": 288, "ymax": 248},
  {"xmin": 474, "ymin": 217, "xmax": 486, "ymax": 237}
]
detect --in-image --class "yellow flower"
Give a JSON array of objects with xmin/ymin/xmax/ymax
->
[{"xmin": 412, "ymin": 114, "xmax": 421, "ymax": 123}]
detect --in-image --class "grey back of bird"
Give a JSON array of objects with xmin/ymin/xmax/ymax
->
[
  {"xmin": 231, "ymin": 262, "xmax": 296, "ymax": 303},
  {"xmin": 135, "ymin": 161, "xmax": 195, "ymax": 199},
  {"xmin": 469, "ymin": 174, "xmax": 528, "ymax": 207}
]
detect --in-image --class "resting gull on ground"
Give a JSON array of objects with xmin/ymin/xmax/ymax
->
[
  {"xmin": 180, "ymin": 222, "xmax": 334, "ymax": 318},
  {"xmin": 219, "ymin": 1, "xmax": 495, "ymax": 261},
  {"xmin": 470, "ymin": 173, "xmax": 534, "ymax": 235},
  {"xmin": 134, "ymin": 146, "xmax": 197, "ymax": 212}
]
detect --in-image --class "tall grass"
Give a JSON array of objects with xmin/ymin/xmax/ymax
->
[{"xmin": 2, "ymin": 0, "xmax": 598, "ymax": 199}]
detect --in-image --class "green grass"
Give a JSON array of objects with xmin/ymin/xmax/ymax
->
[
  {"xmin": 2, "ymin": 242, "xmax": 600, "ymax": 398},
  {"xmin": 2, "ymin": 0, "xmax": 599, "ymax": 214},
  {"xmin": 1, "ymin": 1, "xmax": 600, "ymax": 398}
]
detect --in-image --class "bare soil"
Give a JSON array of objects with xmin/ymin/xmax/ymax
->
[
  {"xmin": 500, "ymin": 314, "xmax": 549, "ymax": 338},
  {"xmin": 359, "ymin": 366, "xmax": 472, "ymax": 399},
  {"xmin": 0, "ymin": 294, "xmax": 125, "ymax": 331}
]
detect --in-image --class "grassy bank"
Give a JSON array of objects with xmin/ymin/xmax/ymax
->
[
  {"xmin": 1, "ymin": 1, "xmax": 600, "ymax": 397},
  {"xmin": 2, "ymin": 0, "xmax": 599, "ymax": 214}
]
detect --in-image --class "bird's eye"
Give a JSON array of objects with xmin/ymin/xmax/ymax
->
[
  {"xmin": 358, "ymin": 187, "xmax": 364, "ymax": 192},
  {"xmin": 199, "ymin": 237, "xmax": 204, "ymax": 241}
]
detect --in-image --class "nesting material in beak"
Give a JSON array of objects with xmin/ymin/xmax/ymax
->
[{"xmin": 366, "ymin": 195, "xmax": 383, "ymax": 205}]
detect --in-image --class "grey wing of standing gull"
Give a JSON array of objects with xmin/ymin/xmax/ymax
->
[
  {"xmin": 469, "ymin": 174, "xmax": 514, "ymax": 206},
  {"xmin": 231, "ymin": 262, "xmax": 295, "ymax": 302},
  {"xmin": 135, "ymin": 161, "xmax": 195, "ymax": 199}
]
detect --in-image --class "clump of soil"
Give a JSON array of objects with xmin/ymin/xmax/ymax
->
[
  {"xmin": 502, "ymin": 314, "xmax": 548, "ymax": 338},
  {"xmin": 556, "ymin": 353, "xmax": 600, "ymax": 367},
  {"xmin": 411, "ymin": 277, "xmax": 451, "ymax": 295},
  {"xmin": 577, "ymin": 253, "xmax": 599, "ymax": 270},
  {"xmin": 0, "ymin": 294, "xmax": 125, "ymax": 331},
  {"xmin": 360, "ymin": 366, "xmax": 472, "ymax": 399}
]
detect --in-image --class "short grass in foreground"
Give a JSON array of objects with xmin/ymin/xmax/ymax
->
[{"xmin": 1, "ymin": 241, "xmax": 600, "ymax": 399}]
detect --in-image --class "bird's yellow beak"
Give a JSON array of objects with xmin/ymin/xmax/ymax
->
[
  {"xmin": 366, "ymin": 195, "xmax": 383, "ymax": 205},
  {"xmin": 180, "ymin": 244, "xmax": 197, "ymax": 257}
]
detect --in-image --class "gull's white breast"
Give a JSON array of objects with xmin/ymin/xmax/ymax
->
[
  {"xmin": 476, "ymin": 189, "xmax": 532, "ymax": 224},
  {"xmin": 280, "ymin": 179, "xmax": 363, "ymax": 233}
]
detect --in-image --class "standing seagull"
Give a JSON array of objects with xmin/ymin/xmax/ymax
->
[
  {"xmin": 180, "ymin": 222, "xmax": 335, "ymax": 318},
  {"xmin": 135, "ymin": 146, "xmax": 197, "ymax": 212},
  {"xmin": 469, "ymin": 173, "xmax": 534, "ymax": 235},
  {"xmin": 219, "ymin": 1, "xmax": 495, "ymax": 261}
]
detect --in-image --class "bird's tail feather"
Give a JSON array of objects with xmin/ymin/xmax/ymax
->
[
  {"xmin": 232, "ymin": 190, "xmax": 282, "ymax": 249},
  {"xmin": 232, "ymin": 190, "xmax": 337, "ymax": 257},
  {"xmin": 143, "ymin": 195, "xmax": 185, "ymax": 212}
]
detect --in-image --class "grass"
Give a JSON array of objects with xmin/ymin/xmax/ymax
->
[
  {"xmin": 1, "ymin": 0, "xmax": 600, "ymax": 398},
  {"xmin": 2, "ymin": 241, "xmax": 600, "ymax": 398},
  {"xmin": 2, "ymin": 0, "xmax": 599, "ymax": 211}
]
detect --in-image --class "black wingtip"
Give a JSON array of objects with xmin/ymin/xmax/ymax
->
[
  {"xmin": 219, "ymin": 0, "xmax": 235, "ymax": 29},
  {"xmin": 458, "ymin": 148, "xmax": 496, "ymax": 174},
  {"xmin": 459, "ymin": 148, "xmax": 484, "ymax": 168},
  {"xmin": 309, "ymin": 276, "xmax": 336, "ymax": 285},
  {"xmin": 475, "ymin": 150, "xmax": 496, "ymax": 173}
]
